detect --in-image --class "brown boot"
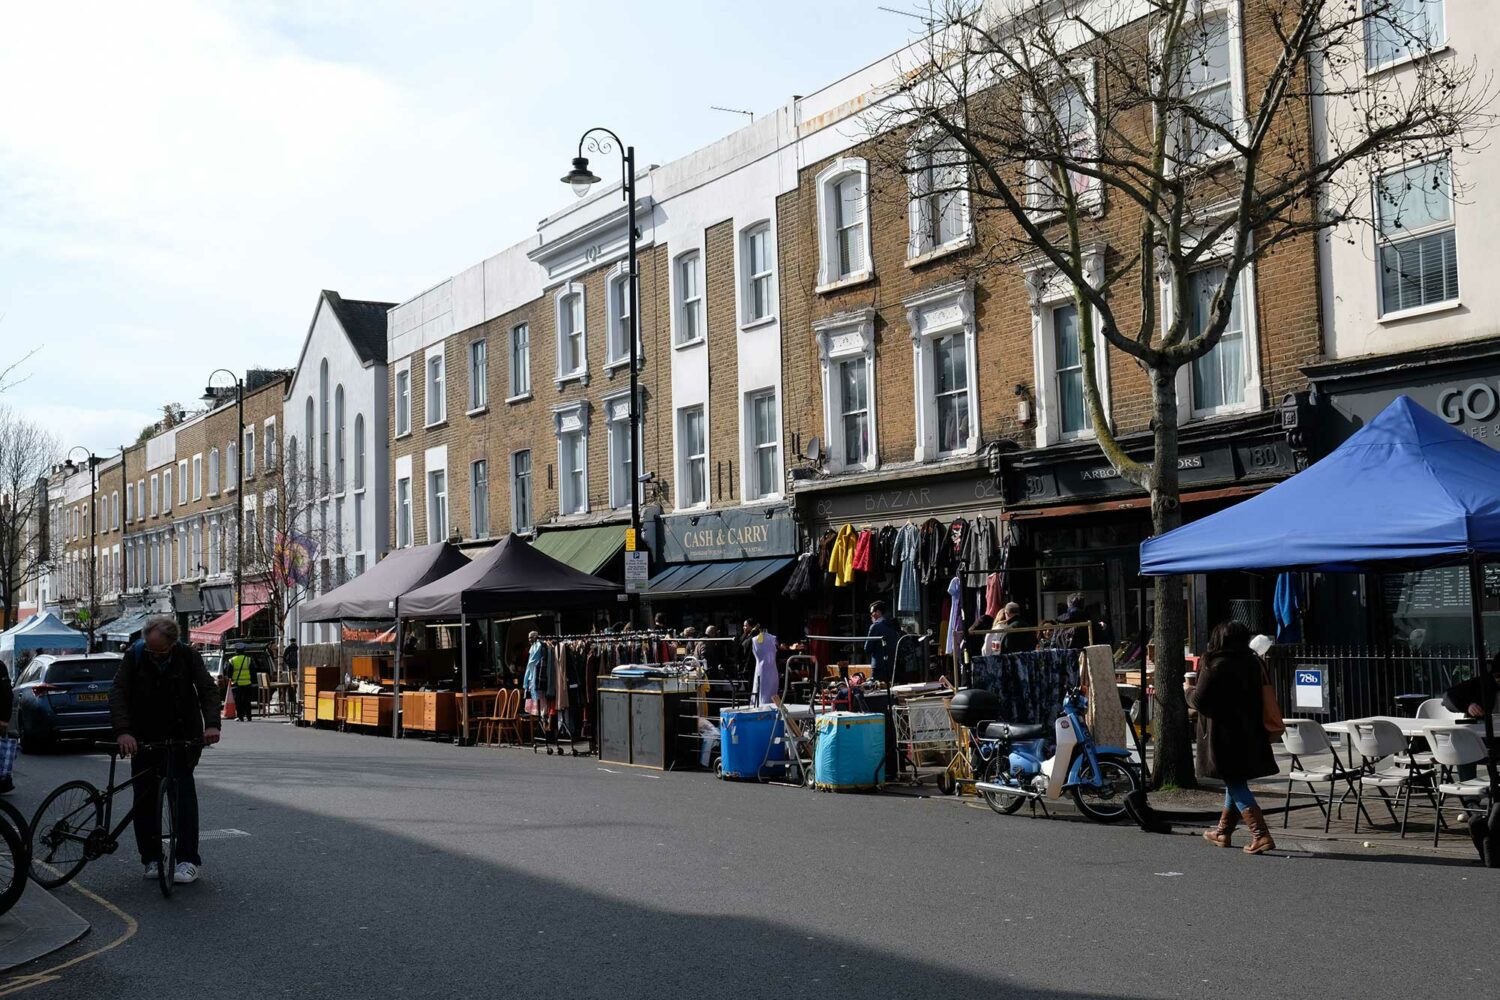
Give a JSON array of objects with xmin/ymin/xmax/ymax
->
[
  {"xmin": 1242, "ymin": 805, "xmax": 1276, "ymax": 855},
  {"xmin": 1202, "ymin": 808, "xmax": 1239, "ymax": 848}
]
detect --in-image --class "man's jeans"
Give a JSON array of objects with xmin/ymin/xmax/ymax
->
[{"xmin": 132, "ymin": 745, "xmax": 202, "ymax": 867}]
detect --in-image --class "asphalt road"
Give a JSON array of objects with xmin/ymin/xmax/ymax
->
[{"xmin": 0, "ymin": 720, "xmax": 1492, "ymax": 1000}]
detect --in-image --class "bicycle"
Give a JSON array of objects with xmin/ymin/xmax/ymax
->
[
  {"xmin": 0, "ymin": 798, "xmax": 30, "ymax": 916},
  {"xmin": 29, "ymin": 739, "xmax": 202, "ymax": 899}
]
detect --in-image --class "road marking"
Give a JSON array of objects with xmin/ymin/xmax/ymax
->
[
  {"xmin": 0, "ymin": 868, "xmax": 138, "ymax": 997},
  {"xmin": 199, "ymin": 828, "xmax": 250, "ymax": 841}
]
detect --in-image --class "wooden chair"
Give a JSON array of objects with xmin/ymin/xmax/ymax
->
[
  {"xmin": 494, "ymin": 688, "xmax": 527, "ymax": 746},
  {"xmin": 510, "ymin": 689, "xmax": 540, "ymax": 746},
  {"xmin": 472, "ymin": 691, "xmax": 506, "ymax": 746}
]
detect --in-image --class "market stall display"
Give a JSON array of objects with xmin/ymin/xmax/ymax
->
[{"xmin": 813, "ymin": 711, "xmax": 885, "ymax": 791}]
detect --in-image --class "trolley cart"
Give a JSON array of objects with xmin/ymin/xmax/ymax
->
[{"xmin": 890, "ymin": 692, "xmax": 960, "ymax": 788}]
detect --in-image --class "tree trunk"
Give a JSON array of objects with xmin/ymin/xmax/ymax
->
[{"xmin": 1147, "ymin": 366, "xmax": 1196, "ymax": 788}]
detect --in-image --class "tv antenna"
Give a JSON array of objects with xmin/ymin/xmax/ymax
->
[{"xmin": 710, "ymin": 105, "xmax": 754, "ymax": 122}]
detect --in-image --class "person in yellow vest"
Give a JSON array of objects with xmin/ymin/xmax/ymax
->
[{"xmin": 228, "ymin": 649, "xmax": 255, "ymax": 722}]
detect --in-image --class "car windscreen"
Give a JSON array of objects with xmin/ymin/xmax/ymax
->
[{"xmin": 44, "ymin": 661, "xmax": 120, "ymax": 684}]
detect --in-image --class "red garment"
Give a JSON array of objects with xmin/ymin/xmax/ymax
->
[
  {"xmin": 985, "ymin": 572, "xmax": 1004, "ymax": 618},
  {"xmin": 851, "ymin": 529, "xmax": 875, "ymax": 573}
]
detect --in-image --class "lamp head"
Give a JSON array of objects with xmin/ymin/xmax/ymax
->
[{"xmin": 561, "ymin": 157, "xmax": 602, "ymax": 198}]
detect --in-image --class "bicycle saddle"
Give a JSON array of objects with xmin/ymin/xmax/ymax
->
[{"xmin": 978, "ymin": 721, "xmax": 1050, "ymax": 742}]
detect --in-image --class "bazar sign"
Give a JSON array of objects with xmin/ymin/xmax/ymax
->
[{"xmin": 661, "ymin": 505, "xmax": 797, "ymax": 562}]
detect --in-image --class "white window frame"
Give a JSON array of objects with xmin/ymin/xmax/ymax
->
[
  {"xmin": 1157, "ymin": 232, "xmax": 1263, "ymax": 422},
  {"xmin": 470, "ymin": 459, "xmax": 489, "ymax": 539},
  {"xmin": 468, "ymin": 338, "xmax": 488, "ymax": 412},
  {"xmin": 177, "ymin": 460, "xmax": 188, "ymax": 505},
  {"xmin": 149, "ymin": 474, "xmax": 159, "ymax": 516},
  {"xmin": 111, "ymin": 491, "xmax": 120, "ymax": 531},
  {"xmin": 227, "ymin": 442, "xmax": 238, "ymax": 492},
  {"xmin": 554, "ymin": 282, "xmax": 588, "ymax": 386},
  {"xmin": 162, "ymin": 468, "xmax": 172, "ymax": 513},
  {"xmin": 605, "ymin": 262, "xmax": 638, "ymax": 368},
  {"xmin": 192, "ymin": 455, "xmax": 202, "ymax": 500},
  {"xmin": 553, "ymin": 400, "xmax": 591, "ymax": 516},
  {"xmin": 813, "ymin": 309, "xmax": 879, "ymax": 473},
  {"xmin": 1024, "ymin": 248, "xmax": 1114, "ymax": 447},
  {"xmin": 1023, "ymin": 61, "xmax": 1103, "ymax": 219},
  {"xmin": 905, "ymin": 280, "xmax": 980, "ymax": 461},
  {"xmin": 1364, "ymin": 0, "xmax": 1447, "ymax": 75},
  {"xmin": 673, "ymin": 250, "xmax": 704, "ymax": 348},
  {"xmin": 394, "ymin": 362, "xmax": 412, "ymax": 437},
  {"xmin": 814, "ymin": 157, "xmax": 874, "ymax": 292},
  {"xmin": 426, "ymin": 468, "xmax": 448, "ymax": 543},
  {"xmin": 509, "ymin": 322, "xmax": 532, "ymax": 400},
  {"xmin": 424, "ymin": 349, "xmax": 447, "ymax": 427},
  {"xmin": 264, "ymin": 417, "xmax": 277, "ymax": 469},
  {"xmin": 907, "ymin": 132, "xmax": 973, "ymax": 262},
  {"xmin": 604, "ymin": 390, "xmax": 642, "ymax": 510},
  {"xmin": 1157, "ymin": 0, "xmax": 1247, "ymax": 172},
  {"xmin": 1373, "ymin": 153, "xmax": 1459, "ymax": 322},
  {"xmin": 676, "ymin": 405, "xmax": 708, "ymax": 509},
  {"xmin": 745, "ymin": 389, "xmax": 782, "ymax": 502},
  {"xmin": 511, "ymin": 449, "xmax": 534, "ymax": 533},
  {"xmin": 353, "ymin": 414, "xmax": 366, "ymax": 491},
  {"xmin": 739, "ymin": 222, "xmax": 777, "ymax": 329},
  {"xmin": 395, "ymin": 475, "xmax": 412, "ymax": 548}
]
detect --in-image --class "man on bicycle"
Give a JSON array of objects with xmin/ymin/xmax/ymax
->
[{"xmin": 109, "ymin": 615, "xmax": 221, "ymax": 885}]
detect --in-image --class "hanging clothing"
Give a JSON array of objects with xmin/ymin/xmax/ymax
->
[
  {"xmin": 945, "ymin": 576, "xmax": 965, "ymax": 656},
  {"xmin": 1274, "ymin": 573, "xmax": 1303, "ymax": 644},
  {"xmin": 828, "ymin": 524, "xmax": 859, "ymax": 587},
  {"xmin": 749, "ymin": 631, "xmax": 780, "ymax": 706},
  {"xmin": 851, "ymin": 529, "xmax": 875, "ymax": 573},
  {"xmin": 984, "ymin": 572, "xmax": 1004, "ymax": 618},
  {"xmin": 919, "ymin": 518, "xmax": 947, "ymax": 584},
  {"xmin": 892, "ymin": 522, "xmax": 921, "ymax": 615},
  {"xmin": 971, "ymin": 647, "xmax": 1081, "ymax": 730},
  {"xmin": 781, "ymin": 550, "xmax": 818, "ymax": 600},
  {"xmin": 948, "ymin": 519, "xmax": 970, "ymax": 573},
  {"xmin": 964, "ymin": 517, "xmax": 1000, "ymax": 575},
  {"xmin": 523, "ymin": 640, "xmax": 555, "ymax": 708}
]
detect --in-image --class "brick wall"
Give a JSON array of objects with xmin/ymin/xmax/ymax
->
[{"xmin": 703, "ymin": 219, "xmax": 740, "ymax": 504}]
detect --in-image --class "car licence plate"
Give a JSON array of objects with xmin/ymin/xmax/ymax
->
[{"xmin": 75, "ymin": 693, "xmax": 109, "ymax": 703}]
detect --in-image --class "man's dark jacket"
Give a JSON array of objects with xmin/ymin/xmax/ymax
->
[
  {"xmin": 865, "ymin": 616, "xmax": 903, "ymax": 683},
  {"xmin": 110, "ymin": 640, "xmax": 221, "ymax": 741}
]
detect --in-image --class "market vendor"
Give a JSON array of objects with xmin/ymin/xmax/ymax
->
[
  {"xmin": 1444, "ymin": 652, "xmax": 1500, "ymax": 718},
  {"xmin": 865, "ymin": 601, "xmax": 902, "ymax": 684}
]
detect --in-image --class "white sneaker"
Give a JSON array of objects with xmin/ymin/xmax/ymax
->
[
  {"xmin": 143, "ymin": 861, "xmax": 160, "ymax": 880},
  {"xmin": 172, "ymin": 862, "xmax": 200, "ymax": 884}
]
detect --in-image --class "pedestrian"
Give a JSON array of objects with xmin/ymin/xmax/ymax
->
[
  {"xmin": 227, "ymin": 646, "xmax": 255, "ymax": 722},
  {"xmin": 699, "ymin": 625, "xmax": 729, "ymax": 683},
  {"xmin": 283, "ymin": 641, "xmax": 299, "ymax": 677},
  {"xmin": 1189, "ymin": 620, "xmax": 1279, "ymax": 855},
  {"xmin": 864, "ymin": 601, "xmax": 902, "ymax": 685},
  {"xmin": 109, "ymin": 614, "xmax": 221, "ymax": 884}
]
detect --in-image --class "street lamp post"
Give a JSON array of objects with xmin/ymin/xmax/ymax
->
[
  {"xmin": 62, "ymin": 447, "xmax": 98, "ymax": 653},
  {"xmin": 204, "ymin": 371, "xmax": 245, "ymax": 643},
  {"xmin": 562, "ymin": 129, "xmax": 641, "ymax": 620}
]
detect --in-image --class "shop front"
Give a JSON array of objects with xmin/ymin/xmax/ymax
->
[{"xmin": 1307, "ymin": 336, "xmax": 1500, "ymax": 648}]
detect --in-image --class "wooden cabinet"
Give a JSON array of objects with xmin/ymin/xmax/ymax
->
[
  {"xmin": 304, "ymin": 666, "xmax": 340, "ymax": 723},
  {"xmin": 316, "ymin": 692, "xmax": 340, "ymax": 722},
  {"xmin": 342, "ymin": 695, "xmax": 391, "ymax": 729},
  {"xmin": 400, "ymin": 691, "xmax": 457, "ymax": 733}
]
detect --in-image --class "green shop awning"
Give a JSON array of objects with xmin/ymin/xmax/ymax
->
[
  {"xmin": 530, "ymin": 525, "xmax": 626, "ymax": 575},
  {"xmin": 645, "ymin": 557, "xmax": 794, "ymax": 600}
]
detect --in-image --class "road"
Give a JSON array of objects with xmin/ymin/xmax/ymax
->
[{"xmin": 0, "ymin": 719, "xmax": 1492, "ymax": 1000}]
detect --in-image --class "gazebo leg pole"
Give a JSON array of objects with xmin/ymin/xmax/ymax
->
[
  {"xmin": 1468, "ymin": 555, "xmax": 1499, "ymax": 798},
  {"xmin": 460, "ymin": 612, "xmax": 470, "ymax": 746},
  {"xmin": 393, "ymin": 597, "xmax": 402, "ymax": 741}
]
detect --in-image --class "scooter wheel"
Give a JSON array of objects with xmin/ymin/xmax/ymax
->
[{"xmin": 980, "ymin": 759, "xmax": 1025, "ymax": 815}]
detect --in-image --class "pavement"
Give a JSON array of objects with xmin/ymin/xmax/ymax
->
[{"xmin": 0, "ymin": 718, "xmax": 1491, "ymax": 1000}]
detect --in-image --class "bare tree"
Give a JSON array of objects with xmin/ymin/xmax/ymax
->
[
  {"xmin": 868, "ymin": 0, "xmax": 1491, "ymax": 785},
  {"xmin": 0, "ymin": 407, "xmax": 61, "ymax": 629}
]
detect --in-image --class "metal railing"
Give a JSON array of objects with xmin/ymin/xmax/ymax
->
[{"xmin": 1263, "ymin": 644, "xmax": 1473, "ymax": 721}]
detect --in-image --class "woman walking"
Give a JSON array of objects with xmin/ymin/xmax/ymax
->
[{"xmin": 1189, "ymin": 620, "xmax": 1279, "ymax": 854}]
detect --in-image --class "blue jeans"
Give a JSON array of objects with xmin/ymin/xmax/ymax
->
[{"xmin": 1223, "ymin": 781, "xmax": 1259, "ymax": 812}]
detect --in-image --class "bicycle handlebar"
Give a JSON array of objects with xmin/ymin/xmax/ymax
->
[{"xmin": 94, "ymin": 738, "xmax": 207, "ymax": 755}]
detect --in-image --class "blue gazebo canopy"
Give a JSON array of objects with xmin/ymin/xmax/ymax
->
[{"xmin": 1141, "ymin": 395, "xmax": 1500, "ymax": 575}]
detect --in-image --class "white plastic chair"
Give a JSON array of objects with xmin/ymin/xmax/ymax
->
[
  {"xmin": 1350, "ymin": 719, "xmax": 1439, "ymax": 838},
  {"xmin": 1427, "ymin": 726, "xmax": 1492, "ymax": 847},
  {"xmin": 1395, "ymin": 700, "xmax": 1458, "ymax": 768},
  {"xmin": 1280, "ymin": 720, "xmax": 1365, "ymax": 831}
]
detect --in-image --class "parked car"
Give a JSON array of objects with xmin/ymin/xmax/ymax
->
[{"xmin": 15, "ymin": 653, "xmax": 124, "ymax": 753}]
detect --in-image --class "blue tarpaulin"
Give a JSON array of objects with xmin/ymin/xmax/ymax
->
[{"xmin": 1140, "ymin": 396, "xmax": 1500, "ymax": 575}]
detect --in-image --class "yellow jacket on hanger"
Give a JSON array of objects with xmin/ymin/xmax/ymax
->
[{"xmin": 829, "ymin": 523, "xmax": 858, "ymax": 587}]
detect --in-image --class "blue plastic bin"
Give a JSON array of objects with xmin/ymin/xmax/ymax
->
[
  {"xmin": 718, "ymin": 706, "xmax": 789, "ymax": 780},
  {"xmin": 814, "ymin": 711, "xmax": 885, "ymax": 791}
]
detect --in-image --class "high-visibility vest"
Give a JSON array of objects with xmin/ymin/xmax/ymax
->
[{"xmin": 229, "ymin": 654, "xmax": 254, "ymax": 686}]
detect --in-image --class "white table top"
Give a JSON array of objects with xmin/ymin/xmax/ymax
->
[{"xmin": 1319, "ymin": 715, "xmax": 1498, "ymax": 738}]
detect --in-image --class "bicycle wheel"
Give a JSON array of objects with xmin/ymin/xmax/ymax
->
[
  {"xmin": 1071, "ymin": 756, "xmax": 1138, "ymax": 824},
  {"xmin": 157, "ymin": 778, "xmax": 177, "ymax": 899},
  {"xmin": 0, "ymin": 799, "xmax": 32, "ymax": 864},
  {"xmin": 29, "ymin": 780, "xmax": 103, "ymax": 889},
  {"xmin": 0, "ymin": 813, "xmax": 27, "ymax": 916},
  {"xmin": 979, "ymin": 752, "xmax": 1025, "ymax": 816}
]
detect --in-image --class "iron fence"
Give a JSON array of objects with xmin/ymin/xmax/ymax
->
[{"xmin": 1263, "ymin": 645, "xmax": 1475, "ymax": 721}]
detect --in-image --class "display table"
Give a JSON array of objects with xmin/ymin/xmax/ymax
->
[{"xmin": 598, "ymin": 674, "xmax": 699, "ymax": 770}]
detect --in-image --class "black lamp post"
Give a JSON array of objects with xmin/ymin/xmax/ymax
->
[
  {"xmin": 562, "ymin": 128, "xmax": 642, "ymax": 619},
  {"xmin": 204, "ymin": 370, "xmax": 245, "ymax": 641},
  {"xmin": 62, "ymin": 447, "xmax": 98, "ymax": 652}
]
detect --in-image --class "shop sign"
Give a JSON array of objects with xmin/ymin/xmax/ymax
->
[
  {"xmin": 1015, "ymin": 438, "xmax": 1293, "ymax": 504},
  {"xmin": 660, "ymin": 505, "xmax": 797, "ymax": 563},
  {"xmin": 1318, "ymin": 354, "xmax": 1500, "ymax": 450},
  {"xmin": 806, "ymin": 474, "xmax": 1001, "ymax": 524},
  {"xmin": 1293, "ymin": 667, "xmax": 1326, "ymax": 712}
]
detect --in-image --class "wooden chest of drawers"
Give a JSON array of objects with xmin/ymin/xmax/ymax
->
[
  {"xmin": 303, "ymin": 666, "xmax": 340, "ymax": 723},
  {"xmin": 316, "ymin": 692, "xmax": 341, "ymax": 723},
  {"xmin": 400, "ymin": 691, "xmax": 457, "ymax": 733},
  {"xmin": 342, "ymin": 695, "xmax": 391, "ymax": 728}
]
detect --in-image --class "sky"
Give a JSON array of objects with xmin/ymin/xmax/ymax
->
[{"xmin": 0, "ymin": 0, "xmax": 919, "ymax": 455}]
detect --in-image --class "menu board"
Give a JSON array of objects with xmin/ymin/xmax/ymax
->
[{"xmin": 1385, "ymin": 565, "xmax": 1500, "ymax": 618}]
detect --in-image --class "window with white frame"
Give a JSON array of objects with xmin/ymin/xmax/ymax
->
[
  {"xmin": 427, "ymin": 469, "xmax": 448, "ymax": 542},
  {"xmin": 150, "ymin": 474, "xmax": 160, "ymax": 516},
  {"xmin": 469, "ymin": 339, "xmax": 487, "ymax": 410},
  {"xmin": 395, "ymin": 367, "xmax": 411, "ymax": 436},
  {"xmin": 353, "ymin": 493, "xmax": 363, "ymax": 551},
  {"xmin": 470, "ymin": 459, "xmax": 489, "ymax": 539},
  {"xmin": 353, "ymin": 414, "xmax": 366, "ymax": 490},
  {"xmin": 607, "ymin": 267, "xmax": 634, "ymax": 366},
  {"xmin": 1052, "ymin": 304, "xmax": 1091, "ymax": 437},
  {"xmin": 906, "ymin": 281, "xmax": 979, "ymax": 461},
  {"xmin": 512, "ymin": 450, "xmax": 533, "ymax": 532},
  {"xmin": 1375, "ymin": 156, "xmax": 1457, "ymax": 317},
  {"xmin": 333, "ymin": 386, "xmax": 345, "ymax": 491},
  {"xmin": 675, "ymin": 251, "xmax": 703, "ymax": 346},
  {"xmin": 192, "ymin": 455, "xmax": 202, "ymax": 500},
  {"xmin": 265, "ymin": 419, "xmax": 277, "ymax": 468},
  {"xmin": 1366, "ymin": 0, "xmax": 1444, "ymax": 71},
  {"xmin": 1186, "ymin": 265, "xmax": 1250, "ymax": 415},
  {"xmin": 245, "ymin": 426, "xmax": 256, "ymax": 478},
  {"xmin": 741, "ymin": 224, "xmax": 774, "ymax": 324},
  {"xmin": 319, "ymin": 360, "xmax": 330, "ymax": 482},
  {"xmin": 556, "ymin": 286, "xmax": 586, "ymax": 382},
  {"xmin": 605, "ymin": 393, "xmax": 639, "ymax": 510},
  {"xmin": 162, "ymin": 468, "xmax": 172, "ymax": 512},
  {"xmin": 396, "ymin": 476, "xmax": 412, "ymax": 548},
  {"xmin": 748, "ymin": 390, "xmax": 780, "ymax": 500},
  {"xmin": 226, "ymin": 442, "xmax": 238, "ymax": 491},
  {"xmin": 554, "ymin": 401, "xmax": 590, "ymax": 516},
  {"xmin": 678, "ymin": 406, "xmax": 707, "ymax": 507},
  {"xmin": 815, "ymin": 159, "xmax": 872, "ymax": 288},
  {"xmin": 510, "ymin": 323, "xmax": 531, "ymax": 397},
  {"xmin": 909, "ymin": 135, "xmax": 969, "ymax": 257},
  {"xmin": 1025, "ymin": 251, "xmax": 1112, "ymax": 447},
  {"xmin": 177, "ymin": 460, "xmax": 188, "ymax": 505},
  {"xmin": 813, "ymin": 309, "xmax": 878, "ymax": 472},
  {"xmin": 1026, "ymin": 65, "xmax": 1099, "ymax": 213},
  {"xmin": 111, "ymin": 491, "xmax": 120, "ymax": 530},
  {"xmin": 1167, "ymin": 5, "xmax": 1243, "ymax": 167},
  {"xmin": 425, "ymin": 352, "xmax": 446, "ymax": 426},
  {"xmin": 136, "ymin": 480, "xmax": 144, "ymax": 519}
]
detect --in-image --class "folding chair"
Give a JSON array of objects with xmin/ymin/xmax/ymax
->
[
  {"xmin": 1427, "ymin": 726, "xmax": 1492, "ymax": 847},
  {"xmin": 1350, "ymin": 719, "xmax": 1442, "ymax": 839},
  {"xmin": 1279, "ymin": 720, "xmax": 1366, "ymax": 832}
]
